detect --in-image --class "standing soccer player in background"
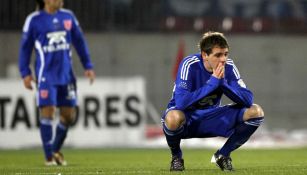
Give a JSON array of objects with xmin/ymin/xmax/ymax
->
[
  {"xmin": 162, "ymin": 31, "xmax": 264, "ymax": 171},
  {"xmin": 19, "ymin": 0, "xmax": 95, "ymax": 166}
]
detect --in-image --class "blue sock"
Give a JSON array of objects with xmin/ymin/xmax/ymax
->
[
  {"xmin": 53, "ymin": 122, "xmax": 68, "ymax": 153},
  {"xmin": 163, "ymin": 123, "xmax": 185, "ymax": 158},
  {"xmin": 219, "ymin": 117, "xmax": 264, "ymax": 157},
  {"xmin": 40, "ymin": 118, "xmax": 53, "ymax": 160}
]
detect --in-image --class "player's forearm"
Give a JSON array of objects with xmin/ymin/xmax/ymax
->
[
  {"xmin": 72, "ymin": 34, "xmax": 93, "ymax": 69},
  {"xmin": 18, "ymin": 46, "xmax": 33, "ymax": 78},
  {"xmin": 221, "ymin": 83, "xmax": 253, "ymax": 107},
  {"xmin": 79, "ymin": 53, "xmax": 93, "ymax": 70},
  {"xmin": 175, "ymin": 76, "xmax": 221, "ymax": 110}
]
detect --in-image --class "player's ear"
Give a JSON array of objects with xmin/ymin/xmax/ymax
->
[{"xmin": 201, "ymin": 51, "xmax": 207, "ymax": 59}]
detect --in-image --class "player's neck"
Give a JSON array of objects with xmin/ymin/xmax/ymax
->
[{"xmin": 44, "ymin": 6, "xmax": 59, "ymax": 14}]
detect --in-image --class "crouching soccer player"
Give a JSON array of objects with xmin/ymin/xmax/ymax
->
[
  {"xmin": 162, "ymin": 31, "xmax": 264, "ymax": 171},
  {"xmin": 19, "ymin": 0, "xmax": 95, "ymax": 166}
]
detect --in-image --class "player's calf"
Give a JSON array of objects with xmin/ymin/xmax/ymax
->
[
  {"xmin": 214, "ymin": 104, "xmax": 264, "ymax": 170},
  {"xmin": 164, "ymin": 110, "xmax": 186, "ymax": 170}
]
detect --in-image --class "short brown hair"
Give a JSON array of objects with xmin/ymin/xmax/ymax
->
[{"xmin": 199, "ymin": 31, "xmax": 229, "ymax": 55}]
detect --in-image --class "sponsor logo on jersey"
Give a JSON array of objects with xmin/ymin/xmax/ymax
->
[
  {"xmin": 43, "ymin": 31, "xmax": 70, "ymax": 53},
  {"xmin": 178, "ymin": 81, "xmax": 188, "ymax": 89},
  {"xmin": 64, "ymin": 19, "xmax": 72, "ymax": 30},
  {"xmin": 198, "ymin": 94, "xmax": 217, "ymax": 106},
  {"xmin": 53, "ymin": 18, "xmax": 59, "ymax": 23}
]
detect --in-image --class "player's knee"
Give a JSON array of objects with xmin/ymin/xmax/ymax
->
[
  {"xmin": 253, "ymin": 104, "xmax": 264, "ymax": 117},
  {"xmin": 40, "ymin": 106, "xmax": 56, "ymax": 119},
  {"xmin": 61, "ymin": 115, "xmax": 75, "ymax": 126},
  {"xmin": 60, "ymin": 109, "xmax": 76, "ymax": 126},
  {"xmin": 245, "ymin": 104, "xmax": 264, "ymax": 120},
  {"xmin": 165, "ymin": 110, "xmax": 186, "ymax": 131}
]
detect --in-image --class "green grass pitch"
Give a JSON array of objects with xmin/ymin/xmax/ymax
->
[{"xmin": 0, "ymin": 148, "xmax": 306, "ymax": 174}]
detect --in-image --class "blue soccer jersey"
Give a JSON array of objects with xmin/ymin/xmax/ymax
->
[
  {"xmin": 166, "ymin": 53, "xmax": 253, "ymax": 114},
  {"xmin": 19, "ymin": 9, "xmax": 93, "ymax": 85}
]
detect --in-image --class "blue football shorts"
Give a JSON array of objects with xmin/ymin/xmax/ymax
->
[
  {"xmin": 163, "ymin": 104, "xmax": 246, "ymax": 139},
  {"xmin": 37, "ymin": 82, "xmax": 77, "ymax": 107}
]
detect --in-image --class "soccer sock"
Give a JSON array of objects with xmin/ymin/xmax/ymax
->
[
  {"xmin": 53, "ymin": 122, "xmax": 68, "ymax": 153},
  {"xmin": 40, "ymin": 118, "xmax": 53, "ymax": 160},
  {"xmin": 163, "ymin": 123, "xmax": 185, "ymax": 158},
  {"xmin": 218, "ymin": 117, "xmax": 264, "ymax": 157}
]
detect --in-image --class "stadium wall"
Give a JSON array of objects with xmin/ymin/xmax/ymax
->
[
  {"xmin": 0, "ymin": 78, "xmax": 146, "ymax": 148},
  {"xmin": 0, "ymin": 32, "xmax": 306, "ymax": 131}
]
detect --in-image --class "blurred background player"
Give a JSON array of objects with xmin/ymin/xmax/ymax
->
[
  {"xmin": 162, "ymin": 31, "xmax": 264, "ymax": 171},
  {"xmin": 18, "ymin": 0, "xmax": 95, "ymax": 166}
]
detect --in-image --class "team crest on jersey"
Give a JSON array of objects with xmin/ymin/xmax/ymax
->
[
  {"xmin": 40, "ymin": 90, "xmax": 49, "ymax": 99},
  {"xmin": 64, "ymin": 20, "xmax": 72, "ymax": 30}
]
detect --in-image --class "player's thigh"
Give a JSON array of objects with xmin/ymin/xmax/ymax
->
[
  {"xmin": 40, "ymin": 106, "xmax": 56, "ymax": 119},
  {"xmin": 37, "ymin": 82, "xmax": 57, "ymax": 106},
  {"xmin": 57, "ymin": 83, "xmax": 77, "ymax": 107},
  {"xmin": 56, "ymin": 83, "xmax": 77, "ymax": 124},
  {"xmin": 185, "ymin": 105, "xmax": 245, "ymax": 138},
  {"xmin": 59, "ymin": 106, "xmax": 75, "ymax": 124},
  {"xmin": 37, "ymin": 83, "xmax": 57, "ymax": 118}
]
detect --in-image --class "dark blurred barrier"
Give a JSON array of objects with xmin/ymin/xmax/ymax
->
[
  {"xmin": 0, "ymin": 0, "xmax": 36, "ymax": 30},
  {"xmin": 64, "ymin": 0, "xmax": 110, "ymax": 30},
  {"xmin": 1, "ymin": 0, "xmax": 307, "ymax": 34}
]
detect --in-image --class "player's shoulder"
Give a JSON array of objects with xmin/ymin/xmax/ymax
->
[
  {"xmin": 226, "ymin": 57, "xmax": 241, "ymax": 78},
  {"xmin": 58, "ymin": 8, "xmax": 75, "ymax": 17},
  {"xmin": 25, "ymin": 11, "xmax": 41, "ymax": 22},
  {"xmin": 226, "ymin": 58, "xmax": 235, "ymax": 64},
  {"xmin": 180, "ymin": 53, "xmax": 202, "ymax": 68},
  {"xmin": 225, "ymin": 58, "xmax": 236, "ymax": 68},
  {"xmin": 58, "ymin": 8, "xmax": 79, "ymax": 25},
  {"xmin": 178, "ymin": 53, "xmax": 201, "ymax": 80},
  {"xmin": 23, "ymin": 11, "xmax": 41, "ymax": 32}
]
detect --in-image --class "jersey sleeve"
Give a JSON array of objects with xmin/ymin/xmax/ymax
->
[
  {"xmin": 18, "ymin": 14, "xmax": 35, "ymax": 78},
  {"xmin": 222, "ymin": 59, "xmax": 253, "ymax": 107},
  {"xmin": 174, "ymin": 57, "xmax": 221, "ymax": 110},
  {"xmin": 70, "ymin": 12, "xmax": 93, "ymax": 70}
]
